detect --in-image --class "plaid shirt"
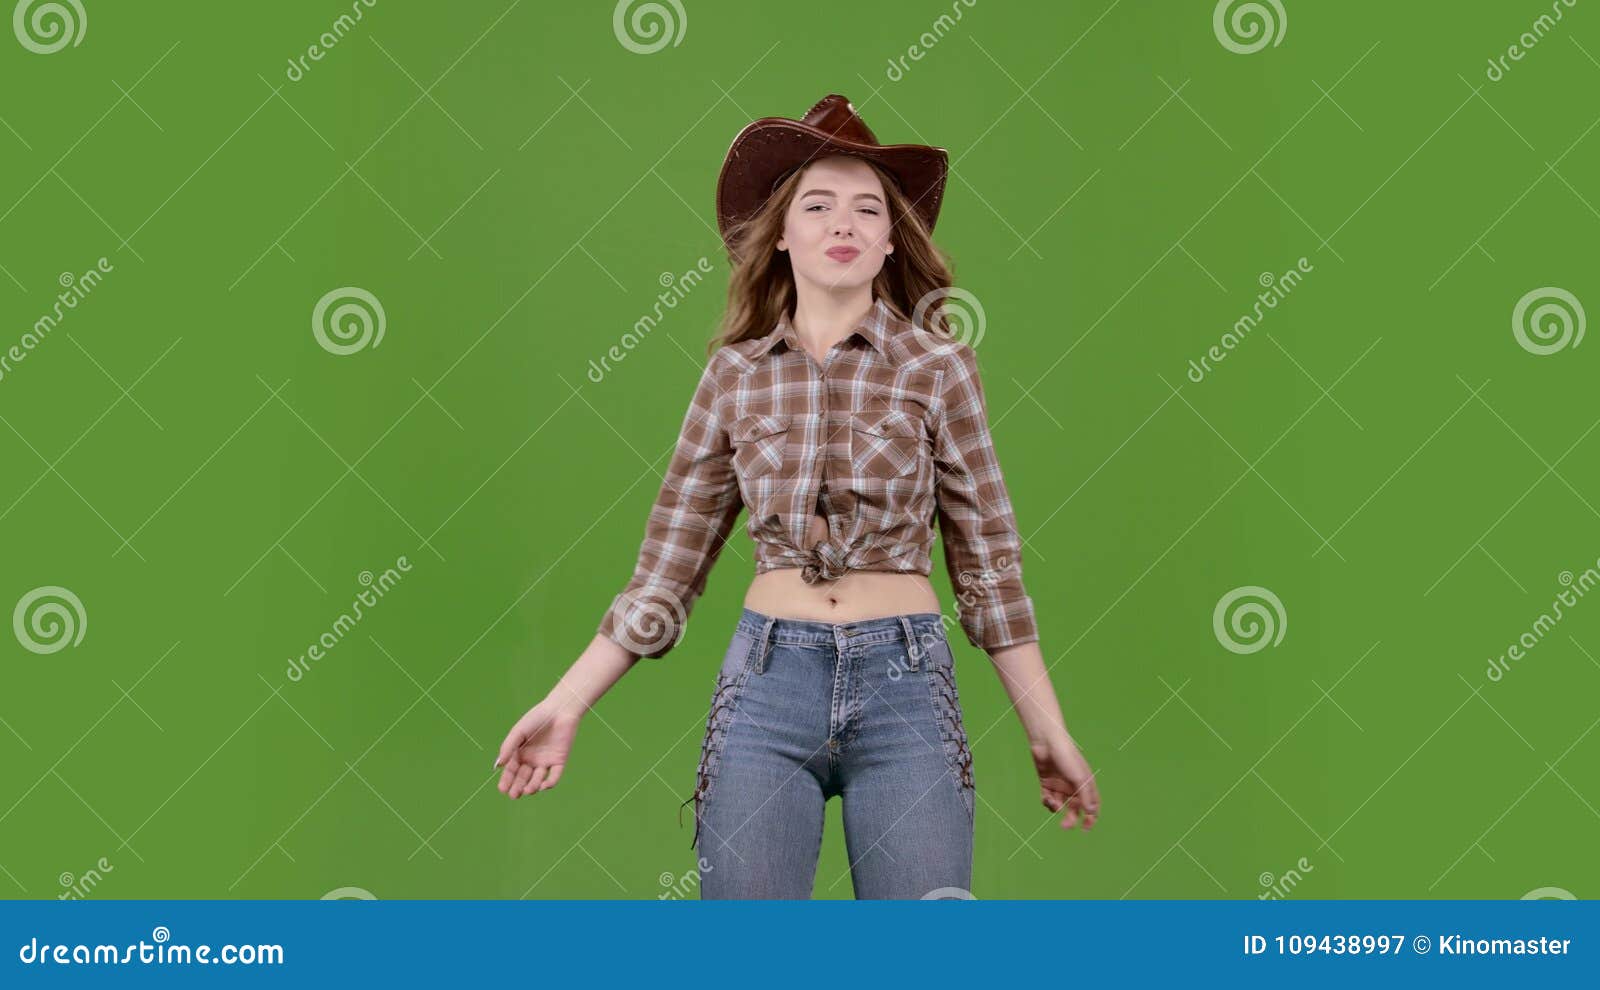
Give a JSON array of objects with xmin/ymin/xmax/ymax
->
[{"xmin": 598, "ymin": 295, "xmax": 1039, "ymax": 659}]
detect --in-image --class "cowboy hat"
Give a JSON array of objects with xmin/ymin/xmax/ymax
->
[{"xmin": 715, "ymin": 93, "xmax": 949, "ymax": 253}]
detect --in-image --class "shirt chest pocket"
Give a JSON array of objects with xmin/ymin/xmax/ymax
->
[
  {"xmin": 848, "ymin": 409, "xmax": 927, "ymax": 480},
  {"xmin": 730, "ymin": 413, "xmax": 791, "ymax": 480}
]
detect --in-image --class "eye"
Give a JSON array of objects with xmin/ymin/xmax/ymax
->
[
  {"xmin": 805, "ymin": 203, "xmax": 827, "ymax": 212},
  {"xmin": 858, "ymin": 208, "xmax": 880, "ymax": 216}
]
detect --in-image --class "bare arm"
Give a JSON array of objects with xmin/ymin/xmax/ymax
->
[
  {"xmin": 495, "ymin": 351, "xmax": 738, "ymax": 799},
  {"xmin": 929, "ymin": 341, "xmax": 1099, "ymax": 829},
  {"xmin": 492, "ymin": 635, "xmax": 639, "ymax": 799},
  {"xmin": 985, "ymin": 639, "xmax": 1099, "ymax": 830},
  {"xmin": 551, "ymin": 634, "xmax": 641, "ymax": 715}
]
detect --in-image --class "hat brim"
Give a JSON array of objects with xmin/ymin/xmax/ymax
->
[{"xmin": 715, "ymin": 117, "xmax": 948, "ymax": 252}]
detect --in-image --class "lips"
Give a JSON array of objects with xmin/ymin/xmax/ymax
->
[{"xmin": 825, "ymin": 246, "xmax": 860, "ymax": 262}]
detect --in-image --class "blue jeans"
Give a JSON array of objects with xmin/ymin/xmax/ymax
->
[{"xmin": 684, "ymin": 607, "xmax": 975, "ymax": 899}]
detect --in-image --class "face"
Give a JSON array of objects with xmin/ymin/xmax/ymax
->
[{"xmin": 776, "ymin": 155, "xmax": 895, "ymax": 292}]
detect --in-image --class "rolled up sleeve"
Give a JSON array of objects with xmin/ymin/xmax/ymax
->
[
  {"xmin": 597, "ymin": 351, "xmax": 742, "ymax": 659},
  {"xmin": 931, "ymin": 342, "xmax": 1040, "ymax": 651}
]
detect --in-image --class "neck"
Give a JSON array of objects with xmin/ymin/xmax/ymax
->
[{"xmin": 789, "ymin": 281, "xmax": 875, "ymax": 353}]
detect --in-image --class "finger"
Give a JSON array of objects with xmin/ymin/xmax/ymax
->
[
  {"xmin": 1071, "ymin": 793, "xmax": 1099, "ymax": 830},
  {"xmin": 497, "ymin": 729, "xmax": 527, "ymax": 771},
  {"xmin": 498, "ymin": 753, "xmax": 523, "ymax": 791},
  {"xmin": 509, "ymin": 763, "xmax": 535, "ymax": 798},
  {"xmin": 1060, "ymin": 804, "xmax": 1079, "ymax": 829},
  {"xmin": 542, "ymin": 763, "xmax": 565, "ymax": 790},
  {"xmin": 499, "ymin": 758, "xmax": 526, "ymax": 794},
  {"xmin": 524, "ymin": 765, "xmax": 551, "ymax": 794}
]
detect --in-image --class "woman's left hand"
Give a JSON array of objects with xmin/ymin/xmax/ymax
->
[{"xmin": 1030, "ymin": 733, "xmax": 1100, "ymax": 830}]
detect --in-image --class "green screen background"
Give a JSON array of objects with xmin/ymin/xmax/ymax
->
[{"xmin": 1, "ymin": 1, "xmax": 1596, "ymax": 900}]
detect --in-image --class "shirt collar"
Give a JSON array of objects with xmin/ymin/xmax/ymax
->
[{"xmin": 753, "ymin": 296, "xmax": 895, "ymax": 362}]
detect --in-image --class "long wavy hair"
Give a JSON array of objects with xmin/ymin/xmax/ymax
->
[{"xmin": 709, "ymin": 155, "xmax": 955, "ymax": 356}]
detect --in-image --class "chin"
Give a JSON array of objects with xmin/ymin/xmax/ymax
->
[{"xmin": 805, "ymin": 262, "xmax": 881, "ymax": 289}]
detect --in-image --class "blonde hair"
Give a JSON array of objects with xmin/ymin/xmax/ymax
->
[{"xmin": 710, "ymin": 156, "xmax": 955, "ymax": 356}]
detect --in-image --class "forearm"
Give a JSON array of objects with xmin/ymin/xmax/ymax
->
[
  {"xmin": 984, "ymin": 639, "xmax": 1070, "ymax": 746},
  {"xmin": 547, "ymin": 634, "xmax": 641, "ymax": 716}
]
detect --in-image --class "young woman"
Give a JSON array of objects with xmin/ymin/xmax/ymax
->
[{"xmin": 495, "ymin": 95, "xmax": 1099, "ymax": 898}]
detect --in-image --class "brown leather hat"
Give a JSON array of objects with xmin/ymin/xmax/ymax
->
[{"xmin": 715, "ymin": 94, "xmax": 949, "ymax": 253}]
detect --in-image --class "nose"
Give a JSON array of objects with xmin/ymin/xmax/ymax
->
[{"xmin": 830, "ymin": 215, "xmax": 854, "ymax": 238}]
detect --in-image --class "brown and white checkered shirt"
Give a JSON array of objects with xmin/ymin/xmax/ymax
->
[{"xmin": 598, "ymin": 295, "xmax": 1039, "ymax": 659}]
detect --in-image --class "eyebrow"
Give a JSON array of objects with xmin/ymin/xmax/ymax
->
[{"xmin": 799, "ymin": 189, "xmax": 884, "ymax": 204}]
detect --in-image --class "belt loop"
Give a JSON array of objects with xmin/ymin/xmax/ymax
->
[
  {"xmin": 755, "ymin": 615, "xmax": 777, "ymax": 674},
  {"xmin": 900, "ymin": 615, "xmax": 920, "ymax": 671}
]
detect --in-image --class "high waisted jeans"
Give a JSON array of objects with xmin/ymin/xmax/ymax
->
[{"xmin": 683, "ymin": 607, "xmax": 975, "ymax": 899}]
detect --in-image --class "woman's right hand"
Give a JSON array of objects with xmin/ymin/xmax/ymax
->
[{"xmin": 494, "ymin": 698, "xmax": 580, "ymax": 799}]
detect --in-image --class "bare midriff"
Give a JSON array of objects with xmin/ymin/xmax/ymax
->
[{"xmin": 742, "ymin": 490, "xmax": 940, "ymax": 623}]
